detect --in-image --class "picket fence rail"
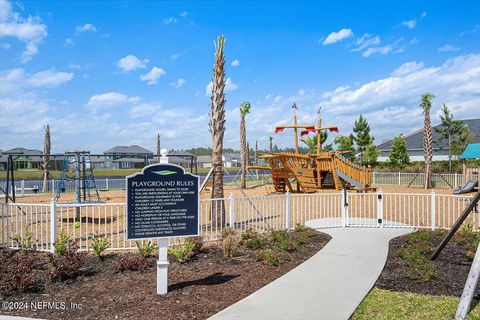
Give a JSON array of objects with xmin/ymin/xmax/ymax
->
[{"xmin": 1, "ymin": 190, "xmax": 477, "ymax": 252}]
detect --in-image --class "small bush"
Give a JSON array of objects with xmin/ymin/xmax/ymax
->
[
  {"xmin": 50, "ymin": 242, "xmax": 86, "ymax": 281},
  {"xmin": 136, "ymin": 241, "xmax": 157, "ymax": 258},
  {"xmin": 189, "ymin": 236, "xmax": 203, "ymax": 254},
  {"xmin": 269, "ymin": 230, "xmax": 289, "ymax": 243},
  {"xmin": 256, "ymin": 249, "xmax": 283, "ymax": 266},
  {"xmin": 112, "ymin": 254, "xmax": 153, "ymax": 272},
  {"xmin": 0, "ymin": 250, "xmax": 40, "ymax": 297},
  {"xmin": 90, "ymin": 232, "xmax": 109, "ymax": 259},
  {"xmin": 241, "ymin": 228, "xmax": 259, "ymax": 241},
  {"xmin": 169, "ymin": 240, "xmax": 196, "ymax": 263},
  {"xmin": 275, "ymin": 238, "xmax": 299, "ymax": 252},
  {"xmin": 222, "ymin": 228, "xmax": 241, "ymax": 259},
  {"xmin": 53, "ymin": 231, "xmax": 70, "ymax": 256},
  {"xmin": 12, "ymin": 228, "xmax": 34, "ymax": 251},
  {"xmin": 246, "ymin": 238, "xmax": 268, "ymax": 250},
  {"xmin": 294, "ymin": 224, "xmax": 310, "ymax": 232}
]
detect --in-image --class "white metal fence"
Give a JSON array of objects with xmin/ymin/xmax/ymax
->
[
  {"xmin": 1, "ymin": 190, "xmax": 478, "ymax": 252},
  {"xmin": 371, "ymin": 172, "xmax": 479, "ymax": 188}
]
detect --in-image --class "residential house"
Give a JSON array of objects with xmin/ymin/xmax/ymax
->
[
  {"xmin": 377, "ymin": 118, "xmax": 480, "ymax": 162},
  {"xmin": 104, "ymin": 145, "xmax": 153, "ymax": 169}
]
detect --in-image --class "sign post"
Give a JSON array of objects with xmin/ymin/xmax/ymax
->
[{"xmin": 126, "ymin": 160, "xmax": 199, "ymax": 295}]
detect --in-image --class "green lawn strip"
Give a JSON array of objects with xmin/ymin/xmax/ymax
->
[{"xmin": 353, "ymin": 288, "xmax": 480, "ymax": 320}]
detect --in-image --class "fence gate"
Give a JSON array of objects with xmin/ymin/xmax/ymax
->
[{"xmin": 345, "ymin": 191, "xmax": 380, "ymax": 228}]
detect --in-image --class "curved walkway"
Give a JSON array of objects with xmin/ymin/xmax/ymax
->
[{"xmin": 209, "ymin": 227, "xmax": 414, "ymax": 320}]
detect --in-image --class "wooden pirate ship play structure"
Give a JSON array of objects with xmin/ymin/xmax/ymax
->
[{"xmin": 249, "ymin": 104, "xmax": 373, "ymax": 193}]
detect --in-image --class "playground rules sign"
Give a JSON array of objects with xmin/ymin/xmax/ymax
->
[{"xmin": 126, "ymin": 164, "xmax": 199, "ymax": 240}]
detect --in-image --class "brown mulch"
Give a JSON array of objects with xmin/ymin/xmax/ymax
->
[
  {"xmin": 1, "ymin": 232, "xmax": 330, "ymax": 320},
  {"xmin": 375, "ymin": 231, "xmax": 480, "ymax": 297}
]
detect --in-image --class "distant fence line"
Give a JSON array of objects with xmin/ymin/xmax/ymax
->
[{"xmin": 1, "ymin": 190, "xmax": 478, "ymax": 252}]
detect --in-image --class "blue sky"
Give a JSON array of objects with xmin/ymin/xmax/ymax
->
[{"xmin": 0, "ymin": 0, "xmax": 479, "ymax": 153}]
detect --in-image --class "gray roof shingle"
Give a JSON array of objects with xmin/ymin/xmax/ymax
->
[
  {"xmin": 104, "ymin": 145, "xmax": 153, "ymax": 155},
  {"xmin": 377, "ymin": 118, "xmax": 480, "ymax": 151}
]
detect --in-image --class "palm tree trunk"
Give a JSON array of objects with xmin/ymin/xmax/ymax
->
[
  {"xmin": 42, "ymin": 125, "xmax": 50, "ymax": 192},
  {"xmin": 240, "ymin": 116, "xmax": 247, "ymax": 189},
  {"xmin": 209, "ymin": 35, "xmax": 226, "ymax": 227},
  {"xmin": 424, "ymin": 112, "xmax": 433, "ymax": 189}
]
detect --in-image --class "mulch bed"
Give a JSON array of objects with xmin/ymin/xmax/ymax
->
[
  {"xmin": 1, "ymin": 231, "xmax": 330, "ymax": 320},
  {"xmin": 375, "ymin": 230, "xmax": 480, "ymax": 298}
]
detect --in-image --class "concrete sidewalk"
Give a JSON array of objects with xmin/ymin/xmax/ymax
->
[{"xmin": 209, "ymin": 227, "xmax": 414, "ymax": 320}]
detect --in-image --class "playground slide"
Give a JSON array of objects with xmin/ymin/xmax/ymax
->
[
  {"xmin": 333, "ymin": 153, "xmax": 371, "ymax": 190},
  {"xmin": 453, "ymin": 181, "xmax": 478, "ymax": 195}
]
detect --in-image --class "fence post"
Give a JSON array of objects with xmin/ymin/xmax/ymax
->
[
  {"xmin": 398, "ymin": 172, "xmax": 401, "ymax": 185},
  {"xmin": 285, "ymin": 191, "xmax": 291, "ymax": 230},
  {"xmin": 50, "ymin": 197, "xmax": 57, "ymax": 253},
  {"xmin": 229, "ymin": 193, "xmax": 235, "ymax": 228},
  {"xmin": 377, "ymin": 190, "xmax": 383, "ymax": 228},
  {"xmin": 454, "ymin": 173, "xmax": 458, "ymax": 187},
  {"xmin": 341, "ymin": 189, "xmax": 347, "ymax": 228},
  {"xmin": 372, "ymin": 171, "xmax": 376, "ymax": 185},
  {"xmin": 21, "ymin": 180, "xmax": 25, "ymax": 196},
  {"xmin": 431, "ymin": 191, "xmax": 436, "ymax": 230},
  {"xmin": 51, "ymin": 178, "xmax": 55, "ymax": 194},
  {"xmin": 106, "ymin": 178, "xmax": 109, "ymax": 190}
]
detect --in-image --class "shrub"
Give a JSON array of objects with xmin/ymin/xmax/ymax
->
[
  {"xmin": 269, "ymin": 230, "xmax": 289, "ymax": 243},
  {"xmin": 222, "ymin": 228, "xmax": 241, "ymax": 259},
  {"xmin": 294, "ymin": 224, "xmax": 310, "ymax": 232},
  {"xmin": 169, "ymin": 240, "xmax": 196, "ymax": 263},
  {"xmin": 275, "ymin": 238, "xmax": 299, "ymax": 252},
  {"xmin": 189, "ymin": 236, "xmax": 204, "ymax": 254},
  {"xmin": 241, "ymin": 228, "xmax": 259, "ymax": 241},
  {"xmin": 12, "ymin": 228, "xmax": 34, "ymax": 251},
  {"xmin": 0, "ymin": 250, "xmax": 40, "ymax": 297},
  {"xmin": 49, "ymin": 242, "xmax": 86, "ymax": 281},
  {"xmin": 112, "ymin": 254, "xmax": 153, "ymax": 272},
  {"xmin": 136, "ymin": 241, "xmax": 157, "ymax": 258},
  {"xmin": 396, "ymin": 231, "xmax": 438, "ymax": 281},
  {"xmin": 246, "ymin": 238, "xmax": 268, "ymax": 250},
  {"xmin": 256, "ymin": 249, "xmax": 283, "ymax": 266},
  {"xmin": 53, "ymin": 231, "xmax": 70, "ymax": 256},
  {"xmin": 90, "ymin": 232, "xmax": 109, "ymax": 259}
]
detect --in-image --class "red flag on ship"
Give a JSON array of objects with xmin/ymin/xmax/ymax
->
[
  {"xmin": 275, "ymin": 127, "xmax": 285, "ymax": 133},
  {"xmin": 329, "ymin": 126, "xmax": 339, "ymax": 133},
  {"xmin": 292, "ymin": 102, "xmax": 298, "ymax": 110},
  {"xmin": 300, "ymin": 126, "xmax": 316, "ymax": 136}
]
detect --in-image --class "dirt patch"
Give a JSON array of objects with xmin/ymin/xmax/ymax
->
[
  {"xmin": 375, "ymin": 230, "xmax": 480, "ymax": 297},
  {"xmin": 1, "ymin": 231, "xmax": 330, "ymax": 320}
]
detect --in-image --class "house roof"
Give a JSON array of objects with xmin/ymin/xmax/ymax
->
[
  {"xmin": 4, "ymin": 147, "xmax": 43, "ymax": 156},
  {"xmin": 104, "ymin": 145, "xmax": 153, "ymax": 155},
  {"xmin": 377, "ymin": 119, "xmax": 480, "ymax": 151},
  {"xmin": 168, "ymin": 156, "xmax": 191, "ymax": 164},
  {"xmin": 197, "ymin": 155, "xmax": 212, "ymax": 163},
  {"xmin": 113, "ymin": 157, "xmax": 146, "ymax": 163},
  {"xmin": 461, "ymin": 144, "xmax": 480, "ymax": 160}
]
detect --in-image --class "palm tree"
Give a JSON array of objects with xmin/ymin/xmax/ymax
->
[
  {"xmin": 420, "ymin": 93, "xmax": 435, "ymax": 189},
  {"xmin": 239, "ymin": 102, "xmax": 251, "ymax": 189},
  {"xmin": 156, "ymin": 133, "xmax": 161, "ymax": 163},
  {"xmin": 300, "ymin": 131, "xmax": 327, "ymax": 154},
  {"xmin": 209, "ymin": 35, "xmax": 227, "ymax": 225},
  {"xmin": 42, "ymin": 124, "xmax": 51, "ymax": 192}
]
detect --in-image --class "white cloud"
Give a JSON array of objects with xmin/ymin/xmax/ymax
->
[
  {"xmin": 392, "ymin": 61, "xmax": 425, "ymax": 76},
  {"xmin": 171, "ymin": 53, "xmax": 181, "ymax": 59},
  {"xmin": 351, "ymin": 33, "xmax": 381, "ymax": 52},
  {"xmin": 86, "ymin": 92, "xmax": 139, "ymax": 108},
  {"xmin": 163, "ymin": 17, "xmax": 177, "ymax": 25},
  {"xmin": 410, "ymin": 37, "xmax": 419, "ymax": 44},
  {"xmin": 421, "ymin": 12, "xmax": 427, "ymax": 18},
  {"xmin": 322, "ymin": 28, "xmax": 353, "ymax": 45},
  {"xmin": 0, "ymin": 0, "xmax": 47, "ymax": 62},
  {"xmin": 438, "ymin": 44, "xmax": 461, "ymax": 52},
  {"xmin": 231, "ymin": 58, "xmax": 240, "ymax": 67},
  {"xmin": 0, "ymin": 42, "xmax": 10, "ymax": 49},
  {"xmin": 75, "ymin": 23, "xmax": 96, "ymax": 34},
  {"xmin": 170, "ymin": 78, "xmax": 186, "ymax": 89},
  {"xmin": 362, "ymin": 44, "xmax": 394, "ymax": 57},
  {"xmin": 64, "ymin": 38, "xmax": 75, "ymax": 46},
  {"xmin": 139, "ymin": 67, "xmax": 166, "ymax": 85},
  {"xmin": 205, "ymin": 77, "xmax": 238, "ymax": 95},
  {"xmin": 117, "ymin": 55, "xmax": 149, "ymax": 72},
  {"xmin": 298, "ymin": 89, "xmax": 306, "ymax": 96},
  {"xmin": 180, "ymin": 11, "xmax": 188, "ymax": 17},
  {"xmin": 401, "ymin": 19, "xmax": 417, "ymax": 29},
  {"xmin": 27, "ymin": 69, "xmax": 74, "ymax": 87}
]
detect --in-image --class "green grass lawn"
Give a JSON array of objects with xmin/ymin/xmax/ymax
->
[{"xmin": 353, "ymin": 288, "xmax": 480, "ymax": 320}]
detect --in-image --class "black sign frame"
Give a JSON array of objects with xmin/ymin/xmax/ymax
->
[{"xmin": 126, "ymin": 163, "xmax": 200, "ymax": 240}]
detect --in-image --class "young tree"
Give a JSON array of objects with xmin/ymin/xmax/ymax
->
[
  {"xmin": 334, "ymin": 135, "xmax": 355, "ymax": 161},
  {"xmin": 42, "ymin": 124, "xmax": 51, "ymax": 192},
  {"xmin": 363, "ymin": 143, "xmax": 380, "ymax": 166},
  {"xmin": 156, "ymin": 133, "xmax": 161, "ymax": 163},
  {"xmin": 352, "ymin": 114, "xmax": 374, "ymax": 163},
  {"xmin": 388, "ymin": 134, "xmax": 410, "ymax": 169},
  {"xmin": 300, "ymin": 131, "xmax": 327, "ymax": 153},
  {"xmin": 209, "ymin": 35, "xmax": 227, "ymax": 224},
  {"xmin": 239, "ymin": 101, "xmax": 251, "ymax": 189},
  {"xmin": 434, "ymin": 104, "xmax": 463, "ymax": 172},
  {"xmin": 420, "ymin": 93, "xmax": 435, "ymax": 189},
  {"xmin": 452, "ymin": 124, "xmax": 476, "ymax": 155}
]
